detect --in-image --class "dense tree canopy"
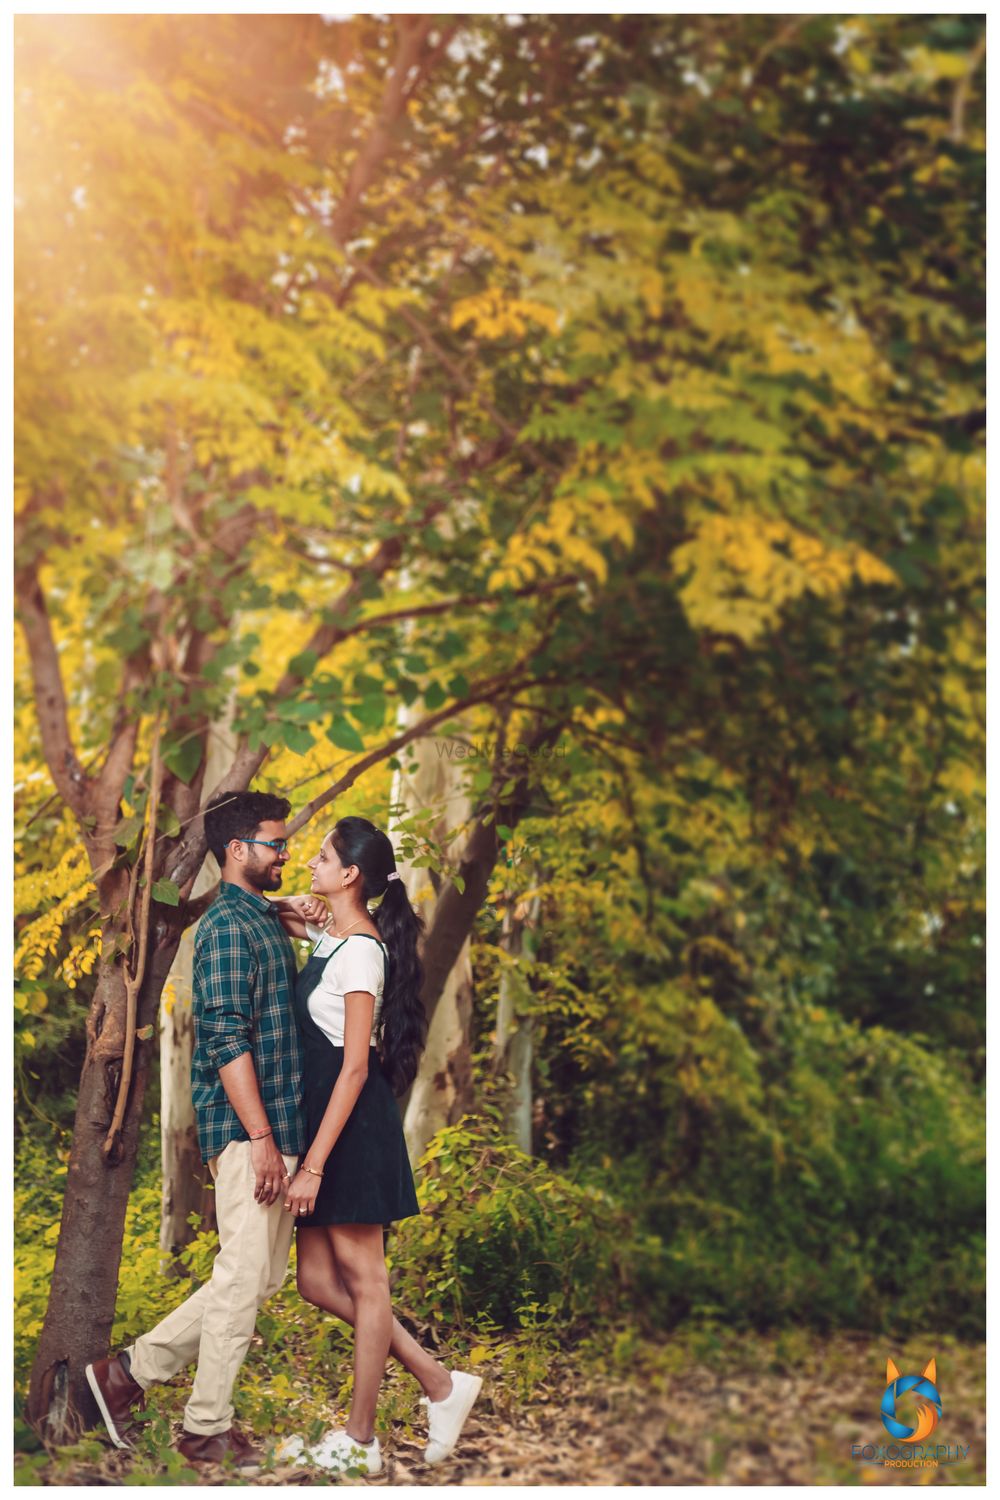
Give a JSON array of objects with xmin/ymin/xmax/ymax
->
[{"xmin": 15, "ymin": 11, "xmax": 983, "ymax": 1449}]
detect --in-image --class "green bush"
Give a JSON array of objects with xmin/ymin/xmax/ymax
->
[
  {"xmin": 393, "ymin": 1115, "xmax": 661, "ymax": 1333},
  {"xmin": 571, "ymin": 999, "xmax": 985, "ymax": 1338}
]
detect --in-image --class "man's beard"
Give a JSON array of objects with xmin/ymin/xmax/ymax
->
[{"xmin": 249, "ymin": 859, "xmax": 284, "ymax": 893}]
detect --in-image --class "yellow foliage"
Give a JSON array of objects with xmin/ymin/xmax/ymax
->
[
  {"xmin": 489, "ymin": 449, "xmax": 659, "ymax": 592},
  {"xmin": 58, "ymin": 928, "xmax": 103, "ymax": 990},
  {"xmin": 15, "ymin": 846, "xmax": 97, "ymax": 980},
  {"xmin": 672, "ymin": 513, "xmax": 900, "ymax": 642},
  {"xmin": 452, "ymin": 289, "xmax": 561, "ymax": 341},
  {"xmin": 905, "ymin": 45, "xmax": 973, "ymax": 82}
]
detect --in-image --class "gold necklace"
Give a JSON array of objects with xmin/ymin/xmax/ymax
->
[{"xmin": 327, "ymin": 915, "xmax": 369, "ymax": 939}]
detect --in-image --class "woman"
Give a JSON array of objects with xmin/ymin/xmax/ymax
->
[{"xmin": 274, "ymin": 817, "xmax": 481, "ymax": 1474}]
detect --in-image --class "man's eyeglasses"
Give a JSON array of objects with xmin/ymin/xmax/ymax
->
[{"xmin": 228, "ymin": 838, "xmax": 290, "ymax": 854}]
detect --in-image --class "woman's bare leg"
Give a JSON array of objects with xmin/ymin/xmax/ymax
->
[
  {"xmin": 323, "ymin": 1224, "xmax": 394, "ymax": 1442},
  {"xmin": 296, "ymin": 1227, "xmax": 452, "ymax": 1405}
]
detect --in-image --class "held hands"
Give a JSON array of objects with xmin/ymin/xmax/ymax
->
[
  {"xmin": 284, "ymin": 1165, "xmax": 322, "ymax": 1218},
  {"xmin": 250, "ymin": 1134, "xmax": 288, "ymax": 1205}
]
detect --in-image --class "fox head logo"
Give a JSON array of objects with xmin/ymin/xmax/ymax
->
[{"xmin": 881, "ymin": 1356, "xmax": 942, "ymax": 1443}]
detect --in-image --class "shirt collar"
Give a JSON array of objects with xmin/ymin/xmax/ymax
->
[{"xmin": 219, "ymin": 880, "xmax": 281, "ymax": 916}]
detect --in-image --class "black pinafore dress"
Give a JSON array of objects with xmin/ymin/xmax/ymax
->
[{"xmin": 292, "ymin": 935, "xmax": 420, "ymax": 1227}]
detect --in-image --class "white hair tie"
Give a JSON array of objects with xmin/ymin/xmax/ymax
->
[{"xmin": 386, "ymin": 872, "xmax": 401, "ymax": 882}]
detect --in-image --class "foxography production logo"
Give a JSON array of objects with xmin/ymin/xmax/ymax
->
[
  {"xmin": 881, "ymin": 1355, "xmax": 941, "ymax": 1442},
  {"xmin": 852, "ymin": 1356, "xmax": 968, "ymax": 1470}
]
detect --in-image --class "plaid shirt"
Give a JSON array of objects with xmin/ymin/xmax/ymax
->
[{"xmin": 191, "ymin": 881, "xmax": 306, "ymax": 1163}]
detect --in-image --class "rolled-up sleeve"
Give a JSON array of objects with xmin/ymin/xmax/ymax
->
[{"xmin": 194, "ymin": 917, "xmax": 256, "ymax": 1070}]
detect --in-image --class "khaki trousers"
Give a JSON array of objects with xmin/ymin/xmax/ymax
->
[{"xmin": 127, "ymin": 1139, "xmax": 299, "ymax": 1435}]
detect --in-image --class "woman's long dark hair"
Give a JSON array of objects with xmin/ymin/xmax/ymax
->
[{"xmin": 328, "ymin": 816, "xmax": 426, "ymax": 1095}]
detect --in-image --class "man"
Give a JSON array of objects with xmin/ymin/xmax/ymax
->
[{"xmin": 86, "ymin": 790, "xmax": 306, "ymax": 1472}]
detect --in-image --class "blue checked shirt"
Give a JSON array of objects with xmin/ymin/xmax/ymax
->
[{"xmin": 191, "ymin": 881, "xmax": 306, "ymax": 1163}]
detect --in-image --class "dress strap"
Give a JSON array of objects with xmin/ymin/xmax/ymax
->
[{"xmin": 310, "ymin": 934, "xmax": 350, "ymax": 959}]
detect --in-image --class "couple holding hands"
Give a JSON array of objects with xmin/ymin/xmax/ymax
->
[{"xmin": 85, "ymin": 790, "xmax": 481, "ymax": 1475}]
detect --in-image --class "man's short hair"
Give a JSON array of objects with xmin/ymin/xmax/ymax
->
[{"xmin": 203, "ymin": 791, "xmax": 292, "ymax": 868}]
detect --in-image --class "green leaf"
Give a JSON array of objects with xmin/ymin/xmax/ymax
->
[
  {"xmin": 162, "ymin": 737, "xmax": 203, "ymax": 785},
  {"xmin": 326, "ymin": 716, "xmax": 365, "ymax": 753},
  {"xmin": 112, "ymin": 816, "xmax": 144, "ymax": 848},
  {"xmin": 288, "ymin": 650, "xmax": 319, "ymax": 678},
  {"xmin": 152, "ymin": 879, "xmax": 180, "ymax": 907},
  {"xmin": 353, "ymin": 693, "xmax": 386, "ymax": 730},
  {"xmin": 106, "ymin": 616, "xmax": 149, "ymax": 655},
  {"xmin": 452, "ymin": 873, "xmax": 466, "ymax": 895},
  {"xmin": 281, "ymin": 723, "xmax": 316, "ymax": 755},
  {"xmin": 439, "ymin": 631, "xmax": 466, "ymax": 661},
  {"xmin": 280, "ymin": 699, "xmax": 327, "ymax": 722},
  {"xmin": 156, "ymin": 806, "xmax": 181, "ymax": 838},
  {"xmin": 424, "ymin": 682, "xmax": 447, "ymax": 710}
]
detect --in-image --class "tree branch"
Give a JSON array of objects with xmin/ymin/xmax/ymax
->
[
  {"xmin": 15, "ymin": 563, "xmax": 89, "ymax": 817},
  {"xmin": 349, "ymin": 261, "xmax": 561, "ymax": 476},
  {"xmin": 286, "ymin": 667, "xmax": 540, "ymax": 836},
  {"xmin": 330, "ymin": 15, "xmax": 438, "ymax": 248},
  {"xmin": 103, "ymin": 718, "xmax": 164, "ymax": 1158},
  {"xmin": 325, "ymin": 572, "xmax": 579, "ymax": 642}
]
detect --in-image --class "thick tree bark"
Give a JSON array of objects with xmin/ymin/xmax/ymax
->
[
  {"xmin": 387, "ymin": 668, "xmax": 476, "ymax": 1161},
  {"xmin": 158, "ymin": 935, "xmax": 216, "ymax": 1265},
  {"xmin": 26, "ymin": 933, "xmax": 182, "ymax": 1441},
  {"xmin": 403, "ymin": 957, "xmax": 475, "ymax": 1164},
  {"xmin": 418, "ymin": 719, "xmax": 565, "ymax": 1037},
  {"xmin": 159, "ymin": 718, "xmax": 233, "ymax": 1259}
]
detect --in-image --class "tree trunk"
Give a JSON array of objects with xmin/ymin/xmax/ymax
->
[
  {"xmin": 158, "ymin": 932, "xmax": 216, "ymax": 1265},
  {"xmin": 389, "ymin": 711, "xmax": 476, "ymax": 1165},
  {"xmin": 159, "ymin": 720, "xmax": 232, "ymax": 1259},
  {"xmin": 404, "ymin": 948, "xmax": 475, "ymax": 1164},
  {"xmin": 505, "ymin": 1021, "xmax": 534, "ymax": 1154},
  {"xmin": 417, "ymin": 717, "xmax": 565, "ymax": 1037},
  {"xmin": 493, "ymin": 893, "xmax": 541, "ymax": 1154},
  {"xmin": 26, "ymin": 932, "xmax": 183, "ymax": 1441}
]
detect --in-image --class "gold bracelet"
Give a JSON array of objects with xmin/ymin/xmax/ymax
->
[{"xmin": 301, "ymin": 1164, "xmax": 324, "ymax": 1177}]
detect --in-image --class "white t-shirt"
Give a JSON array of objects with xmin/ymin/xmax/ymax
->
[{"xmin": 304, "ymin": 925, "xmax": 387, "ymax": 1047}]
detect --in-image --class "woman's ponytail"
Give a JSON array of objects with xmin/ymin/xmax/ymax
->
[{"xmin": 329, "ymin": 817, "xmax": 427, "ymax": 1095}]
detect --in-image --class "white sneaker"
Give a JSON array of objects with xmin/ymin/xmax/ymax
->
[
  {"xmin": 274, "ymin": 1429, "xmax": 382, "ymax": 1475},
  {"xmin": 313, "ymin": 1428, "xmax": 383, "ymax": 1475},
  {"xmin": 422, "ymin": 1370, "xmax": 483, "ymax": 1465},
  {"xmin": 273, "ymin": 1434, "xmax": 311, "ymax": 1466}
]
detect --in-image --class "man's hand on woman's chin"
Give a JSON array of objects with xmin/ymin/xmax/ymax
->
[
  {"xmin": 296, "ymin": 894, "xmax": 329, "ymax": 925},
  {"xmin": 275, "ymin": 893, "xmax": 328, "ymax": 921}
]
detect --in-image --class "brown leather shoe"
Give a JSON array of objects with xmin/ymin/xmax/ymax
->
[
  {"xmin": 85, "ymin": 1353, "xmax": 147, "ymax": 1450},
  {"xmin": 176, "ymin": 1425, "xmax": 263, "ymax": 1472}
]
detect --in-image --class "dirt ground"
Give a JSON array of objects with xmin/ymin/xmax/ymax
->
[{"xmin": 15, "ymin": 1330, "xmax": 985, "ymax": 1486}]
